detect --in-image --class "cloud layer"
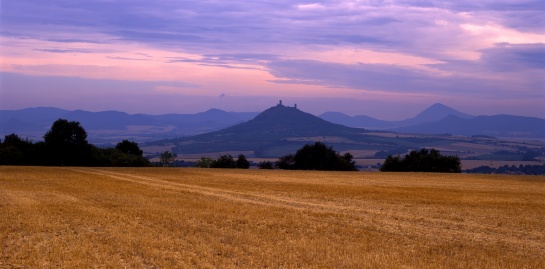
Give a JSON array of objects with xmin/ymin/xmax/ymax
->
[{"xmin": 1, "ymin": 0, "xmax": 544, "ymax": 118}]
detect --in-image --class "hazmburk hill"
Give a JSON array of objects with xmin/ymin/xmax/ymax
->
[
  {"xmin": 143, "ymin": 102, "xmax": 545, "ymax": 162},
  {"xmin": 2, "ymin": 102, "xmax": 545, "ymax": 162},
  {"xmin": 2, "ymin": 103, "xmax": 544, "ymax": 145}
]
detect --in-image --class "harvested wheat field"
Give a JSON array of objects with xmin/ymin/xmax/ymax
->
[{"xmin": 1, "ymin": 167, "xmax": 544, "ymax": 268}]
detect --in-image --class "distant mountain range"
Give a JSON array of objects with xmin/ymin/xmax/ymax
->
[
  {"xmin": 394, "ymin": 114, "xmax": 545, "ymax": 138},
  {"xmin": 319, "ymin": 103, "xmax": 474, "ymax": 129},
  {"xmin": 0, "ymin": 107, "xmax": 258, "ymax": 144},
  {"xmin": 145, "ymin": 103, "xmax": 545, "ymax": 160},
  {"xmin": 319, "ymin": 103, "xmax": 544, "ymax": 138},
  {"xmin": 1, "ymin": 103, "xmax": 544, "ymax": 147}
]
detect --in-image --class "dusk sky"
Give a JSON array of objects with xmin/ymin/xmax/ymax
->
[{"xmin": 1, "ymin": 0, "xmax": 544, "ymax": 120}]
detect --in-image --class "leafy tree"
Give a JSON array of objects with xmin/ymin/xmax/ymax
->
[
  {"xmin": 339, "ymin": 152, "xmax": 358, "ymax": 171},
  {"xmin": 380, "ymin": 148, "xmax": 461, "ymax": 173},
  {"xmin": 94, "ymin": 144, "xmax": 151, "ymax": 167},
  {"xmin": 210, "ymin": 154, "xmax": 236, "ymax": 168},
  {"xmin": 235, "ymin": 154, "xmax": 250, "ymax": 169},
  {"xmin": 194, "ymin": 155, "xmax": 250, "ymax": 169},
  {"xmin": 195, "ymin": 157, "xmax": 214, "ymax": 168},
  {"xmin": 381, "ymin": 155, "xmax": 403, "ymax": 172},
  {"xmin": 276, "ymin": 142, "xmax": 357, "ymax": 171},
  {"xmin": 159, "ymin": 151, "xmax": 177, "ymax": 167},
  {"xmin": 115, "ymin": 140, "xmax": 143, "ymax": 156},
  {"xmin": 0, "ymin": 145, "xmax": 24, "ymax": 165},
  {"xmin": 0, "ymin": 134, "xmax": 36, "ymax": 165},
  {"xmin": 3, "ymin": 134, "xmax": 28, "ymax": 146},
  {"xmin": 0, "ymin": 120, "xmax": 151, "ymax": 167},
  {"xmin": 258, "ymin": 161, "xmax": 274, "ymax": 169},
  {"xmin": 43, "ymin": 119, "xmax": 90, "ymax": 165},
  {"xmin": 275, "ymin": 154, "xmax": 295, "ymax": 169}
]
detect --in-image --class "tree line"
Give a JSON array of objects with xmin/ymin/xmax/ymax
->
[
  {"xmin": 271, "ymin": 142, "xmax": 358, "ymax": 171},
  {"xmin": 465, "ymin": 164, "xmax": 545, "ymax": 175},
  {"xmin": 194, "ymin": 154, "xmax": 250, "ymax": 169},
  {"xmin": 191, "ymin": 142, "xmax": 356, "ymax": 171},
  {"xmin": 0, "ymin": 119, "xmax": 150, "ymax": 166},
  {"xmin": 380, "ymin": 148, "xmax": 461, "ymax": 173},
  {"xmin": 251, "ymin": 143, "xmax": 460, "ymax": 172},
  {"xmin": 1, "ymin": 119, "xmax": 462, "ymax": 172}
]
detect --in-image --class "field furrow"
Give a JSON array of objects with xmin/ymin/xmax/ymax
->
[{"xmin": 1, "ymin": 166, "xmax": 544, "ymax": 268}]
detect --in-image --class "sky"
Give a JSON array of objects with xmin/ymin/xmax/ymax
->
[{"xmin": 1, "ymin": 0, "xmax": 544, "ymax": 120}]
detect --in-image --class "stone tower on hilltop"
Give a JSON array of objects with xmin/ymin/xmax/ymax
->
[{"xmin": 277, "ymin": 100, "xmax": 297, "ymax": 109}]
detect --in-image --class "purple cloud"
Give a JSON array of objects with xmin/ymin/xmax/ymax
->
[{"xmin": 1, "ymin": 0, "xmax": 544, "ymax": 118}]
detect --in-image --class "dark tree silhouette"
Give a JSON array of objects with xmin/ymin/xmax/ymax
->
[
  {"xmin": 380, "ymin": 148, "xmax": 461, "ymax": 173},
  {"xmin": 159, "ymin": 151, "xmax": 177, "ymax": 167},
  {"xmin": 381, "ymin": 155, "xmax": 403, "ymax": 172},
  {"xmin": 275, "ymin": 154, "xmax": 295, "ymax": 170},
  {"xmin": 258, "ymin": 161, "xmax": 274, "ymax": 169},
  {"xmin": 115, "ymin": 140, "xmax": 143, "ymax": 156},
  {"xmin": 276, "ymin": 142, "xmax": 357, "ymax": 171},
  {"xmin": 235, "ymin": 154, "xmax": 250, "ymax": 169},
  {"xmin": 0, "ymin": 120, "xmax": 151, "ymax": 167},
  {"xmin": 194, "ymin": 157, "xmax": 214, "ymax": 168},
  {"xmin": 210, "ymin": 154, "xmax": 237, "ymax": 168},
  {"xmin": 43, "ymin": 119, "xmax": 90, "ymax": 166},
  {"xmin": 0, "ymin": 134, "xmax": 34, "ymax": 165}
]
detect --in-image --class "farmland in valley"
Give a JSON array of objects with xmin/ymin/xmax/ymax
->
[{"xmin": 1, "ymin": 167, "xmax": 544, "ymax": 268}]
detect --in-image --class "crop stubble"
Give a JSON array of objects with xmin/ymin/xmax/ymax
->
[{"xmin": 0, "ymin": 167, "xmax": 544, "ymax": 268}]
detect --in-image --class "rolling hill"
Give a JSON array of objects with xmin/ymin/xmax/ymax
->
[
  {"xmin": 319, "ymin": 103, "xmax": 545, "ymax": 138},
  {"xmin": 2, "ymin": 103, "xmax": 544, "ymax": 154},
  {"xmin": 143, "ymin": 103, "xmax": 545, "ymax": 163},
  {"xmin": 318, "ymin": 112, "xmax": 394, "ymax": 129},
  {"xmin": 0, "ymin": 107, "xmax": 259, "ymax": 144},
  {"xmin": 394, "ymin": 114, "xmax": 545, "ymax": 138},
  {"xmin": 2, "ymin": 104, "xmax": 544, "ymax": 161},
  {"xmin": 319, "ymin": 103, "xmax": 474, "ymax": 129},
  {"xmin": 146, "ymin": 103, "xmax": 473, "ymax": 157}
]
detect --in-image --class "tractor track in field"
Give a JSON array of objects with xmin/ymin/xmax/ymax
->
[
  {"xmin": 68, "ymin": 168, "xmax": 356, "ymax": 214},
  {"xmin": 66, "ymin": 168, "xmax": 545, "ymax": 254}
]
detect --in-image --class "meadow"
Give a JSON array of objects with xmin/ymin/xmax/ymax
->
[{"xmin": 1, "ymin": 167, "xmax": 544, "ymax": 268}]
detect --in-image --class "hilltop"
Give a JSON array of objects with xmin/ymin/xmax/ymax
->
[
  {"xmin": 144, "ymin": 103, "xmax": 545, "ymax": 164},
  {"xmin": 320, "ymin": 103, "xmax": 545, "ymax": 138},
  {"xmin": 150, "ymin": 102, "xmax": 380, "ymax": 157},
  {"xmin": 319, "ymin": 103, "xmax": 474, "ymax": 129},
  {"xmin": 2, "ymin": 103, "xmax": 544, "ymax": 162},
  {"xmin": 146, "ymin": 102, "xmax": 466, "ymax": 158},
  {"xmin": 3, "ymin": 103, "xmax": 544, "ymax": 146}
]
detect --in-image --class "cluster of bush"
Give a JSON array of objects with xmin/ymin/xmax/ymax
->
[
  {"xmin": 195, "ymin": 154, "xmax": 250, "ymax": 169},
  {"xmin": 257, "ymin": 144, "xmax": 460, "ymax": 173},
  {"xmin": 191, "ymin": 142, "xmax": 356, "ymax": 171},
  {"xmin": 194, "ymin": 154, "xmax": 250, "ymax": 169},
  {"xmin": 0, "ymin": 119, "xmax": 150, "ymax": 167},
  {"xmin": 256, "ymin": 142, "xmax": 357, "ymax": 171},
  {"xmin": 465, "ymin": 164, "xmax": 545, "ymax": 175},
  {"xmin": 380, "ymin": 148, "xmax": 461, "ymax": 173}
]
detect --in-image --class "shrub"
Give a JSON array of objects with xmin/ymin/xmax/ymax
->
[
  {"xmin": 210, "ymin": 154, "xmax": 236, "ymax": 168},
  {"xmin": 235, "ymin": 154, "xmax": 250, "ymax": 169},
  {"xmin": 258, "ymin": 161, "xmax": 274, "ymax": 169},
  {"xmin": 195, "ymin": 157, "xmax": 214, "ymax": 168},
  {"xmin": 276, "ymin": 142, "xmax": 357, "ymax": 171},
  {"xmin": 380, "ymin": 148, "xmax": 461, "ymax": 173}
]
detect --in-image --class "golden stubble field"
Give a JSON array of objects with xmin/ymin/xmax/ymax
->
[{"xmin": 1, "ymin": 167, "xmax": 544, "ymax": 268}]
